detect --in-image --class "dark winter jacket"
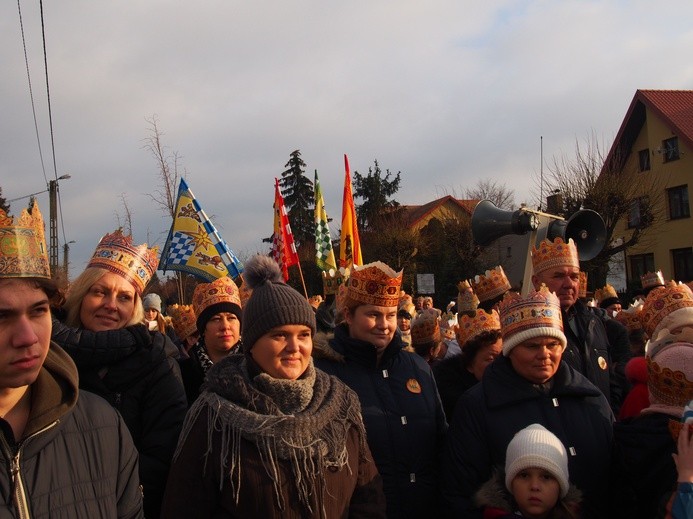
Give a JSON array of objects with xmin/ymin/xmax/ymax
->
[
  {"xmin": 52, "ymin": 322, "xmax": 187, "ymax": 519},
  {"xmin": 474, "ymin": 470, "xmax": 582, "ymax": 519},
  {"xmin": 315, "ymin": 324, "xmax": 448, "ymax": 519},
  {"xmin": 441, "ymin": 355, "xmax": 613, "ymax": 519},
  {"xmin": 433, "ymin": 354, "xmax": 479, "ymax": 422},
  {"xmin": 0, "ymin": 344, "xmax": 143, "ymax": 518},
  {"xmin": 611, "ymin": 411, "xmax": 678, "ymax": 519}
]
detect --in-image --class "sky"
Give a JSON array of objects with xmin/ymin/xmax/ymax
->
[{"xmin": 2, "ymin": 0, "xmax": 693, "ymax": 276}]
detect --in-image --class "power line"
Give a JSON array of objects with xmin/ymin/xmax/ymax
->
[{"xmin": 39, "ymin": 0, "xmax": 59, "ymax": 184}]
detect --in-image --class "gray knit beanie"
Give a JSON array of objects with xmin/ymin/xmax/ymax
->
[
  {"xmin": 143, "ymin": 293, "xmax": 162, "ymax": 313},
  {"xmin": 241, "ymin": 255, "xmax": 316, "ymax": 350}
]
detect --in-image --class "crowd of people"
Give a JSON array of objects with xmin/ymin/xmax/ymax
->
[{"xmin": 3, "ymin": 199, "xmax": 693, "ymax": 518}]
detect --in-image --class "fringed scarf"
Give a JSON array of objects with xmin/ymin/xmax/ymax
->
[{"xmin": 174, "ymin": 355, "xmax": 367, "ymax": 517}]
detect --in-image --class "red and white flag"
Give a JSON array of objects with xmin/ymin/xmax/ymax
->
[{"xmin": 272, "ymin": 178, "xmax": 299, "ymax": 281}]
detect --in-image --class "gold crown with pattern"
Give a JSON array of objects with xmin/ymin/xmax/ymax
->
[
  {"xmin": 192, "ymin": 276, "xmax": 241, "ymax": 317},
  {"xmin": 531, "ymin": 237, "xmax": 579, "ymax": 275},
  {"xmin": 614, "ymin": 302, "xmax": 644, "ymax": 333},
  {"xmin": 346, "ymin": 261, "xmax": 402, "ymax": 307},
  {"xmin": 322, "ymin": 267, "xmax": 349, "ymax": 296},
  {"xmin": 595, "ymin": 283, "xmax": 620, "ymax": 306},
  {"xmin": 470, "ymin": 265, "xmax": 511, "ymax": 303},
  {"xmin": 640, "ymin": 281, "xmax": 693, "ymax": 340},
  {"xmin": 0, "ymin": 200, "xmax": 50, "ymax": 279},
  {"xmin": 456, "ymin": 308, "xmax": 501, "ymax": 347},
  {"xmin": 410, "ymin": 309, "xmax": 441, "ymax": 345},
  {"xmin": 578, "ymin": 271, "xmax": 588, "ymax": 298},
  {"xmin": 87, "ymin": 230, "xmax": 159, "ymax": 295},
  {"xmin": 439, "ymin": 310, "xmax": 458, "ymax": 340},
  {"xmin": 498, "ymin": 285, "xmax": 565, "ymax": 355},
  {"xmin": 167, "ymin": 304, "xmax": 197, "ymax": 340},
  {"xmin": 457, "ymin": 280, "xmax": 480, "ymax": 313},
  {"xmin": 641, "ymin": 270, "xmax": 666, "ymax": 291}
]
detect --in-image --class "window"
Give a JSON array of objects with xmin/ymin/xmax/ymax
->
[
  {"xmin": 668, "ymin": 185, "xmax": 690, "ymax": 219},
  {"xmin": 628, "ymin": 196, "xmax": 649, "ymax": 229},
  {"xmin": 662, "ymin": 136, "xmax": 680, "ymax": 162},
  {"xmin": 638, "ymin": 149, "xmax": 651, "ymax": 172},
  {"xmin": 629, "ymin": 253, "xmax": 655, "ymax": 282},
  {"xmin": 672, "ymin": 248, "xmax": 693, "ymax": 282}
]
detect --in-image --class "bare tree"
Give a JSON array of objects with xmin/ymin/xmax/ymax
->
[
  {"xmin": 464, "ymin": 179, "xmax": 515, "ymax": 210},
  {"xmin": 114, "ymin": 193, "xmax": 134, "ymax": 236}
]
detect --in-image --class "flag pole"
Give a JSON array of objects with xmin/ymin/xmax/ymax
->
[{"xmin": 294, "ymin": 259, "xmax": 309, "ymax": 299}]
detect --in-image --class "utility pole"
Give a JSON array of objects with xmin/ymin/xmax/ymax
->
[{"xmin": 48, "ymin": 174, "xmax": 71, "ymax": 278}]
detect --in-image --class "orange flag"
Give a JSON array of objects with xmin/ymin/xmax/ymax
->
[
  {"xmin": 272, "ymin": 178, "xmax": 299, "ymax": 281},
  {"xmin": 340, "ymin": 154, "xmax": 362, "ymax": 269}
]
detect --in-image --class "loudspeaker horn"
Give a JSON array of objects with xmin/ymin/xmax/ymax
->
[
  {"xmin": 471, "ymin": 200, "xmax": 539, "ymax": 246},
  {"xmin": 547, "ymin": 209, "xmax": 606, "ymax": 261}
]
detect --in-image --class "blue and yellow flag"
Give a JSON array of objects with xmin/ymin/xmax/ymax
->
[{"xmin": 160, "ymin": 178, "xmax": 244, "ymax": 281}]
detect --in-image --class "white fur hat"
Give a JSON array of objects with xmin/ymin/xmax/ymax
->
[{"xmin": 505, "ymin": 424, "xmax": 570, "ymax": 498}]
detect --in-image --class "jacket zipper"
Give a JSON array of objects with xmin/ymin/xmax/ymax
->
[{"xmin": 2, "ymin": 420, "xmax": 59, "ymax": 519}]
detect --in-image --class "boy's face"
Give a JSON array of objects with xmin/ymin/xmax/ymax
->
[
  {"xmin": 510, "ymin": 467, "xmax": 560, "ymax": 519},
  {"xmin": 0, "ymin": 279, "xmax": 52, "ymax": 390}
]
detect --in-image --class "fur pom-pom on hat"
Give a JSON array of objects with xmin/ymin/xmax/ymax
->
[{"xmin": 244, "ymin": 254, "xmax": 284, "ymax": 288}]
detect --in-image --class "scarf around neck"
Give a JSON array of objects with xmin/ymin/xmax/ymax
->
[{"xmin": 175, "ymin": 354, "xmax": 367, "ymax": 517}]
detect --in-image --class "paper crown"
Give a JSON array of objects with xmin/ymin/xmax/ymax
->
[
  {"xmin": 456, "ymin": 308, "xmax": 501, "ymax": 347},
  {"xmin": 640, "ymin": 281, "xmax": 693, "ymax": 341},
  {"xmin": 346, "ymin": 261, "xmax": 403, "ymax": 307},
  {"xmin": 322, "ymin": 267, "xmax": 349, "ymax": 296},
  {"xmin": 410, "ymin": 309, "xmax": 441, "ymax": 345},
  {"xmin": 471, "ymin": 266, "xmax": 511, "ymax": 303},
  {"xmin": 167, "ymin": 304, "xmax": 197, "ymax": 340},
  {"xmin": 498, "ymin": 285, "xmax": 565, "ymax": 356},
  {"xmin": 614, "ymin": 301, "xmax": 644, "ymax": 333},
  {"xmin": 457, "ymin": 280, "xmax": 480, "ymax": 313},
  {"xmin": 87, "ymin": 230, "xmax": 159, "ymax": 294},
  {"xmin": 595, "ymin": 283, "xmax": 620, "ymax": 307},
  {"xmin": 439, "ymin": 310, "xmax": 458, "ymax": 340},
  {"xmin": 192, "ymin": 276, "xmax": 241, "ymax": 318},
  {"xmin": 641, "ymin": 270, "xmax": 666, "ymax": 291},
  {"xmin": 308, "ymin": 295, "xmax": 323, "ymax": 310},
  {"xmin": 0, "ymin": 200, "xmax": 50, "ymax": 279},
  {"xmin": 531, "ymin": 237, "xmax": 579, "ymax": 275},
  {"xmin": 578, "ymin": 271, "xmax": 588, "ymax": 298}
]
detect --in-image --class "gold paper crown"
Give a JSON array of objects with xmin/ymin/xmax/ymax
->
[
  {"xmin": 531, "ymin": 237, "xmax": 579, "ymax": 275},
  {"xmin": 167, "ymin": 304, "xmax": 197, "ymax": 340},
  {"xmin": 192, "ymin": 276, "xmax": 241, "ymax": 318},
  {"xmin": 308, "ymin": 295, "xmax": 323, "ymax": 310},
  {"xmin": 647, "ymin": 355, "xmax": 693, "ymax": 409},
  {"xmin": 595, "ymin": 283, "xmax": 619, "ymax": 305},
  {"xmin": 498, "ymin": 285, "xmax": 564, "ymax": 352},
  {"xmin": 0, "ymin": 200, "xmax": 50, "ymax": 279},
  {"xmin": 87, "ymin": 229, "xmax": 159, "ymax": 294},
  {"xmin": 346, "ymin": 261, "xmax": 402, "ymax": 307},
  {"xmin": 456, "ymin": 308, "xmax": 501, "ymax": 347},
  {"xmin": 439, "ymin": 310, "xmax": 458, "ymax": 340},
  {"xmin": 322, "ymin": 267, "xmax": 349, "ymax": 296},
  {"xmin": 641, "ymin": 270, "xmax": 666, "ymax": 291},
  {"xmin": 614, "ymin": 302, "xmax": 644, "ymax": 333},
  {"xmin": 578, "ymin": 271, "xmax": 588, "ymax": 298},
  {"xmin": 640, "ymin": 281, "xmax": 693, "ymax": 339},
  {"xmin": 457, "ymin": 280, "xmax": 480, "ymax": 313},
  {"xmin": 471, "ymin": 266, "xmax": 511, "ymax": 303},
  {"xmin": 410, "ymin": 309, "xmax": 441, "ymax": 345}
]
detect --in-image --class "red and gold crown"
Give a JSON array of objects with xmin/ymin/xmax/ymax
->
[
  {"xmin": 456, "ymin": 308, "xmax": 501, "ymax": 347},
  {"xmin": 457, "ymin": 280, "xmax": 480, "ymax": 313},
  {"xmin": 640, "ymin": 281, "xmax": 693, "ymax": 340},
  {"xmin": 641, "ymin": 270, "xmax": 666, "ymax": 291},
  {"xmin": 322, "ymin": 267, "xmax": 349, "ymax": 296},
  {"xmin": 578, "ymin": 271, "xmax": 588, "ymax": 298},
  {"xmin": 0, "ymin": 200, "xmax": 50, "ymax": 279},
  {"xmin": 498, "ymin": 285, "xmax": 566, "ymax": 355},
  {"xmin": 167, "ymin": 304, "xmax": 197, "ymax": 340},
  {"xmin": 595, "ymin": 283, "xmax": 619, "ymax": 306},
  {"xmin": 87, "ymin": 230, "xmax": 159, "ymax": 294},
  {"xmin": 346, "ymin": 261, "xmax": 402, "ymax": 307},
  {"xmin": 531, "ymin": 237, "xmax": 579, "ymax": 275},
  {"xmin": 192, "ymin": 276, "xmax": 241, "ymax": 317},
  {"xmin": 470, "ymin": 265, "xmax": 511, "ymax": 303},
  {"xmin": 410, "ymin": 309, "xmax": 441, "ymax": 345},
  {"xmin": 614, "ymin": 301, "xmax": 644, "ymax": 333}
]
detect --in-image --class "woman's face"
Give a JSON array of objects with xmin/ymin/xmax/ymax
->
[
  {"xmin": 347, "ymin": 304, "xmax": 397, "ymax": 352},
  {"xmin": 251, "ymin": 324, "xmax": 313, "ymax": 380},
  {"xmin": 397, "ymin": 315, "xmax": 411, "ymax": 332},
  {"xmin": 203, "ymin": 312, "xmax": 240, "ymax": 360},
  {"xmin": 144, "ymin": 308, "xmax": 158, "ymax": 322},
  {"xmin": 468, "ymin": 338, "xmax": 502, "ymax": 381},
  {"xmin": 79, "ymin": 272, "xmax": 136, "ymax": 331},
  {"xmin": 508, "ymin": 336, "xmax": 563, "ymax": 384}
]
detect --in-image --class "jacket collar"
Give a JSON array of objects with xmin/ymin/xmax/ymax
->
[{"xmin": 333, "ymin": 324, "xmax": 403, "ymax": 367}]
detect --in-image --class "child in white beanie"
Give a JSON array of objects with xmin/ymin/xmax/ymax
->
[{"xmin": 475, "ymin": 423, "xmax": 582, "ymax": 518}]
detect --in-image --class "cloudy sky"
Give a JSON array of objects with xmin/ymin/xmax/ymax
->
[{"xmin": 3, "ymin": 1, "xmax": 693, "ymax": 275}]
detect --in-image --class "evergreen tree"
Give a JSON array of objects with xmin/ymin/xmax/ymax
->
[
  {"xmin": 353, "ymin": 159, "xmax": 401, "ymax": 231},
  {"xmin": 0, "ymin": 187, "xmax": 9, "ymax": 214},
  {"xmin": 279, "ymin": 150, "xmax": 314, "ymax": 248}
]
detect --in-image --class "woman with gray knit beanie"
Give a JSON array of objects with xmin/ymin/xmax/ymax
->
[{"xmin": 161, "ymin": 255, "xmax": 386, "ymax": 518}]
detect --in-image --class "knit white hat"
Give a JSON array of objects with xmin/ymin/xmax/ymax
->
[{"xmin": 505, "ymin": 424, "xmax": 570, "ymax": 498}]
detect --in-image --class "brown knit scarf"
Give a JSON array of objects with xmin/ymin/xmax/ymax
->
[{"xmin": 174, "ymin": 355, "xmax": 368, "ymax": 517}]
